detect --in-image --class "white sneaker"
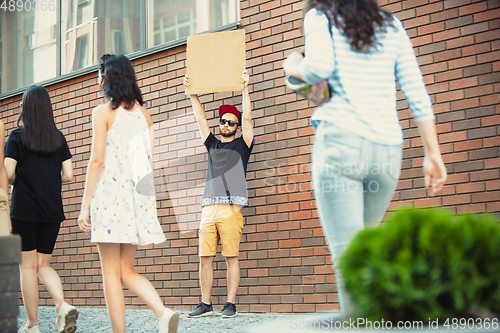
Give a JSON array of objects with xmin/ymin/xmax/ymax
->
[
  {"xmin": 157, "ymin": 308, "xmax": 180, "ymax": 333},
  {"xmin": 56, "ymin": 302, "xmax": 79, "ymax": 333},
  {"xmin": 19, "ymin": 323, "xmax": 41, "ymax": 333}
]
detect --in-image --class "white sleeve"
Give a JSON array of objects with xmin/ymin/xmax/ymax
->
[
  {"xmin": 394, "ymin": 17, "xmax": 435, "ymax": 122},
  {"xmin": 297, "ymin": 8, "xmax": 335, "ymax": 84}
]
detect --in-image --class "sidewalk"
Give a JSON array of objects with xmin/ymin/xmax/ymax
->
[
  {"xmin": 17, "ymin": 306, "xmax": 291, "ymax": 333},
  {"xmin": 18, "ymin": 307, "xmax": 500, "ymax": 332}
]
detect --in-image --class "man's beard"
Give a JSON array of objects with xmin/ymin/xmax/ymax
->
[{"xmin": 221, "ymin": 127, "xmax": 237, "ymax": 137}]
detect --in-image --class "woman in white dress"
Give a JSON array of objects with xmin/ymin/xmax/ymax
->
[{"xmin": 78, "ymin": 54, "xmax": 179, "ymax": 333}]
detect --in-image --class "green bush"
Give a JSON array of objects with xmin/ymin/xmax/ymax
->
[{"xmin": 339, "ymin": 208, "xmax": 500, "ymax": 322}]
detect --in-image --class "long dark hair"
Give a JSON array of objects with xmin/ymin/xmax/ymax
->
[
  {"xmin": 17, "ymin": 85, "xmax": 62, "ymax": 154},
  {"xmin": 306, "ymin": 0, "xmax": 393, "ymax": 52},
  {"xmin": 99, "ymin": 54, "xmax": 143, "ymax": 110}
]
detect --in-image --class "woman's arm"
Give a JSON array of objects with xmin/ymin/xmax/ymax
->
[
  {"xmin": 392, "ymin": 19, "xmax": 446, "ymax": 194},
  {"xmin": 139, "ymin": 105, "xmax": 155, "ymax": 151},
  {"xmin": 4, "ymin": 158, "xmax": 16, "ymax": 185},
  {"xmin": 0, "ymin": 121, "xmax": 11, "ymax": 233},
  {"xmin": 78, "ymin": 105, "xmax": 108, "ymax": 232},
  {"xmin": 283, "ymin": 52, "xmax": 305, "ymax": 81},
  {"xmin": 394, "ymin": 18, "xmax": 435, "ymax": 124},
  {"xmin": 61, "ymin": 159, "xmax": 73, "ymax": 183},
  {"xmin": 283, "ymin": 8, "xmax": 334, "ymax": 83},
  {"xmin": 417, "ymin": 119, "xmax": 447, "ymax": 196},
  {"xmin": 0, "ymin": 122, "xmax": 7, "ymax": 193}
]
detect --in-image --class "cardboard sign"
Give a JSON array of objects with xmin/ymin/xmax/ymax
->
[{"xmin": 186, "ymin": 29, "xmax": 246, "ymax": 95}]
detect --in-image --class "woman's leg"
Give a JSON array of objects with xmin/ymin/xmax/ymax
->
[
  {"xmin": 363, "ymin": 143, "xmax": 402, "ymax": 227},
  {"xmin": 312, "ymin": 123, "xmax": 365, "ymax": 315},
  {"xmin": 119, "ymin": 244, "xmax": 165, "ymax": 318},
  {"xmin": 97, "ymin": 243, "xmax": 126, "ymax": 333},
  {"xmin": 12, "ymin": 220, "xmax": 41, "ymax": 328},
  {"xmin": 37, "ymin": 253, "xmax": 65, "ymax": 312},
  {"xmin": 19, "ymin": 250, "xmax": 40, "ymax": 328},
  {"xmin": 33, "ymin": 221, "xmax": 66, "ymax": 312}
]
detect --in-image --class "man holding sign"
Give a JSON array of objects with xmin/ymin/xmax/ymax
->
[{"xmin": 183, "ymin": 70, "xmax": 253, "ymax": 319}]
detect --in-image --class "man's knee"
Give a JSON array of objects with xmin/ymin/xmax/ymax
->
[
  {"xmin": 225, "ymin": 256, "xmax": 239, "ymax": 266},
  {"xmin": 200, "ymin": 256, "xmax": 214, "ymax": 267}
]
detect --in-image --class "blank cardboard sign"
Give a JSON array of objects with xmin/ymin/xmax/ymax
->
[{"xmin": 186, "ymin": 29, "xmax": 246, "ymax": 95}]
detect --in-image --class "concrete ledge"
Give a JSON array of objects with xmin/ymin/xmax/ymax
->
[
  {"xmin": 0, "ymin": 318, "xmax": 17, "ymax": 333},
  {"xmin": 0, "ymin": 236, "xmax": 21, "ymax": 265},
  {"xmin": 0, "ymin": 236, "xmax": 21, "ymax": 333}
]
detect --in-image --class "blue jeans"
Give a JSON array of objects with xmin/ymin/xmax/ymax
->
[{"xmin": 312, "ymin": 122, "xmax": 402, "ymax": 314}]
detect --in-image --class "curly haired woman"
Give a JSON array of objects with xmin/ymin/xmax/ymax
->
[{"xmin": 283, "ymin": 0, "xmax": 447, "ymax": 317}]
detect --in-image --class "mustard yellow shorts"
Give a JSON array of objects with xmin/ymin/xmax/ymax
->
[{"xmin": 199, "ymin": 205, "xmax": 244, "ymax": 257}]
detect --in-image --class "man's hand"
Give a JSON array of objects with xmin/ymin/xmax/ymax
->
[
  {"xmin": 183, "ymin": 75, "xmax": 191, "ymax": 89},
  {"xmin": 241, "ymin": 70, "xmax": 249, "ymax": 89}
]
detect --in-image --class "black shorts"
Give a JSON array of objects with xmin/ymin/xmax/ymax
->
[{"xmin": 11, "ymin": 219, "xmax": 61, "ymax": 254}]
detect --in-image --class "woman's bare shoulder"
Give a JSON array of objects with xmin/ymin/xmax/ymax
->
[
  {"xmin": 138, "ymin": 104, "xmax": 153, "ymax": 127},
  {"xmin": 91, "ymin": 103, "xmax": 116, "ymax": 129},
  {"xmin": 92, "ymin": 102, "xmax": 114, "ymax": 117}
]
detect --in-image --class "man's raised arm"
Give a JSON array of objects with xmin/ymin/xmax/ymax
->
[
  {"xmin": 184, "ymin": 75, "xmax": 210, "ymax": 142},
  {"xmin": 241, "ymin": 70, "xmax": 253, "ymax": 148}
]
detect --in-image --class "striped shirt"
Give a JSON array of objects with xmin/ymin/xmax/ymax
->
[{"xmin": 297, "ymin": 8, "xmax": 435, "ymax": 145}]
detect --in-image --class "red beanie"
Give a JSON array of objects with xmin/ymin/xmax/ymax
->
[{"xmin": 219, "ymin": 105, "xmax": 241, "ymax": 123}]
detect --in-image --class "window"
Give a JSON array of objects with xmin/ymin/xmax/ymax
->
[
  {"xmin": 75, "ymin": 36, "xmax": 88, "ymax": 70},
  {"xmin": 0, "ymin": 6, "xmax": 58, "ymax": 94},
  {"xmin": 61, "ymin": 0, "xmax": 142, "ymax": 75},
  {"xmin": 112, "ymin": 30, "xmax": 126, "ymax": 55},
  {"xmin": 0, "ymin": 0, "xmax": 240, "ymax": 96},
  {"xmin": 149, "ymin": 0, "xmax": 239, "ymax": 48},
  {"xmin": 153, "ymin": 8, "xmax": 197, "ymax": 45},
  {"xmin": 211, "ymin": 0, "xmax": 238, "ymax": 28},
  {"xmin": 76, "ymin": 0, "xmax": 91, "ymax": 26}
]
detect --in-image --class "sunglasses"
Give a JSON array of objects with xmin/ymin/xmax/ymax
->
[{"xmin": 219, "ymin": 119, "xmax": 239, "ymax": 127}]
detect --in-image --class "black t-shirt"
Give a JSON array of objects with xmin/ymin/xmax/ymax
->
[
  {"xmin": 201, "ymin": 133, "xmax": 253, "ymax": 207},
  {"xmin": 5, "ymin": 128, "xmax": 72, "ymax": 223}
]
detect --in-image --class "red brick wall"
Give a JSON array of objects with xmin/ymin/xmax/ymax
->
[{"xmin": 0, "ymin": 0, "xmax": 498, "ymax": 313}]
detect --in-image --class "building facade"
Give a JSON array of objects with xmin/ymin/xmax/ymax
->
[{"xmin": 0, "ymin": 0, "xmax": 499, "ymax": 313}]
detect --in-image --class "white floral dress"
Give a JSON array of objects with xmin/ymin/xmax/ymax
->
[{"xmin": 90, "ymin": 107, "xmax": 165, "ymax": 245}]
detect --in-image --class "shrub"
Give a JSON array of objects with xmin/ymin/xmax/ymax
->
[{"xmin": 339, "ymin": 208, "xmax": 500, "ymax": 322}]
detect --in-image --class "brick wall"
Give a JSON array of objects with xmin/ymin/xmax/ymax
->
[{"xmin": 0, "ymin": 0, "xmax": 498, "ymax": 313}]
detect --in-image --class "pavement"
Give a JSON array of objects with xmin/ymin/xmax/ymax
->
[
  {"xmin": 17, "ymin": 306, "xmax": 293, "ymax": 333},
  {"xmin": 17, "ymin": 307, "xmax": 500, "ymax": 332}
]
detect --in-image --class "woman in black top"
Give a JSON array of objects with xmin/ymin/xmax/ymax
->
[{"xmin": 4, "ymin": 85, "xmax": 77, "ymax": 333}]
